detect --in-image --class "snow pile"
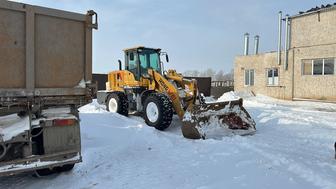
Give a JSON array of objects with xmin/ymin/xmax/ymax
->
[
  {"xmin": 182, "ymin": 112, "xmax": 194, "ymax": 122},
  {"xmin": 79, "ymin": 100, "xmax": 108, "ymax": 113},
  {"xmin": 217, "ymin": 91, "xmax": 241, "ymax": 102},
  {"xmin": 193, "ymin": 103, "xmax": 256, "ymax": 139},
  {"xmin": 196, "ymin": 115, "xmax": 256, "ymax": 139},
  {"xmin": 0, "ymin": 114, "xmax": 29, "ymax": 142},
  {"xmin": 75, "ymin": 79, "xmax": 86, "ymax": 88},
  {"xmin": 204, "ymin": 96, "xmax": 216, "ymax": 103}
]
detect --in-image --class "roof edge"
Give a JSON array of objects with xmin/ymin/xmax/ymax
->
[{"xmin": 290, "ymin": 5, "xmax": 336, "ymax": 19}]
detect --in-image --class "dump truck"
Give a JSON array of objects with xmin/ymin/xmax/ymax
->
[
  {"xmin": 0, "ymin": 1, "xmax": 97, "ymax": 176},
  {"xmin": 97, "ymin": 46, "xmax": 256, "ymax": 139}
]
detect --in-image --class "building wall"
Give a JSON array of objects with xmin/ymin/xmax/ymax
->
[
  {"xmin": 234, "ymin": 8, "xmax": 336, "ymax": 101},
  {"xmin": 234, "ymin": 51, "xmax": 294, "ymax": 100},
  {"xmin": 291, "ymin": 9, "xmax": 336, "ymax": 48},
  {"xmin": 234, "ymin": 47, "xmax": 336, "ymax": 101},
  {"xmin": 292, "ymin": 44, "xmax": 336, "ymax": 100},
  {"xmin": 290, "ymin": 9, "xmax": 336, "ymax": 100}
]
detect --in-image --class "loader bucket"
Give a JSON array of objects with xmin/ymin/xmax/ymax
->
[{"xmin": 182, "ymin": 98, "xmax": 256, "ymax": 139}]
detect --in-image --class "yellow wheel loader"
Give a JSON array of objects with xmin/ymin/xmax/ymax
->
[{"xmin": 97, "ymin": 46, "xmax": 256, "ymax": 139}]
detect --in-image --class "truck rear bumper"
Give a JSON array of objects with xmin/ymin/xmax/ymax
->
[{"xmin": 0, "ymin": 151, "xmax": 81, "ymax": 177}]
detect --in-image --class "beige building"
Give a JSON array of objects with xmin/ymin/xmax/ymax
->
[{"xmin": 234, "ymin": 5, "xmax": 336, "ymax": 101}]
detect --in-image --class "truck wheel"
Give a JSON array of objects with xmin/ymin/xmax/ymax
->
[
  {"xmin": 143, "ymin": 93, "xmax": 173, "ymax": 130},
  {"xmin": 33, "ymin": 168, "xmax": 55, "ymax": 177},
  {"xmin": 55, "ymin": 164, "xmax": 75, "ymax": 173},
  {"xmin": 106, "ymin": 92, "xmax": 128, "ymax": 116}
]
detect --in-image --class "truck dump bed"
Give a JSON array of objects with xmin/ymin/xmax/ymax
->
[
  {"xmin": 0, "ymin": 1, "xmax": 97, "ymax": 176},
  {"xmin": 0, "ymin": 1, "xmax": 97, "ymax": 111}
]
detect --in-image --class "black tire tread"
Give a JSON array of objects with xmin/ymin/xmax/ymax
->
[
  {"xmin": 144, "ymin": 93, "xmax": 173, "ymax": 130},
  {"xmin": 55, "ymin": 164, "xmax": 75, "ymax": 173},
  {"xmin": 106, "ymin": 92, "xmax": 129, "ymax": 116}
]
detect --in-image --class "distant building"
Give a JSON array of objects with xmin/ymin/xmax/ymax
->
[{"xmin": 234, "ymin": 5, "xmax": 336, "ymax": 101}]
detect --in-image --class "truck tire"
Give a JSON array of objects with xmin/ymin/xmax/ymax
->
[
  {"xmin": 55, "ymin": 164, "xmax": 75, "ymax": 173},
  {"xmin": 33, "ymin": 163, "xmax": 74, "ymax": 177},
  {"xmin": 106, "ymin": 92, "xmax": 128, "ymax": 116},
  {"xmin": 33, "ymin": 168, "xmax": 55, "ymax": 177},
  {"xmin": 143, "ymin": 93, "xmax": 173, "ymax": 130}
]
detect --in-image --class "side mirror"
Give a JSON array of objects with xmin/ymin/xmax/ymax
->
[
  {"xmin": 118, "ymin": 59, "xmax": 122, "ymax": 70},
  {"xmin": 165, "ymin": 54, "xmax": 169, "ymax": 63}
]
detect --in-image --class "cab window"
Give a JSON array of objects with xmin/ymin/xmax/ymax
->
[
  {"xmin": 128, "ymin": 52, "xmax": 136, "ymax": 70},
  {"xmin": 139, "ymin": 50, "xmax": 161, "ymax": 76},
  {"xmin": 149, "ymin": 53, "xmax": 160, "ymax": 71},
  {"xmin": 127, "ymin": 52, "xmax": 138, "ymax": 79}
]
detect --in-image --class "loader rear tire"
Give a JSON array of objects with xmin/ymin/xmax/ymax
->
[
  {"xmin": 106, "ymin": 92, "xmax": 129, "ymax": 116},
  {"xmin": 144, "ymin": 93, "xmax": 173, "ymax": 130}
]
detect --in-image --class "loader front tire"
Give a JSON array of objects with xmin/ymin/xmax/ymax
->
[
  {"xmin": 144, "ymin": 93, "xmax": 173, "ymax": 130},
  {"xmin": 106, "ymin": 92, "xmax": 129, "ymax": 116}
]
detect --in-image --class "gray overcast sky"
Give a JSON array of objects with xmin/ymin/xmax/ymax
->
[{"xmin": 12, "ymin": 0, "xmax": 334, "ymax": 73}]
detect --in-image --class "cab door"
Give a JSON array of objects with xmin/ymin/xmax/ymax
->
[{"xmin": 125, "ymin": 51, "xmax": 140, "ymax": 80}]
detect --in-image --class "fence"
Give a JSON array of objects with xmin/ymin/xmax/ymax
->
[{"xmin": 211, "ymin": 80, "xmax": 234, "ymax": 98}]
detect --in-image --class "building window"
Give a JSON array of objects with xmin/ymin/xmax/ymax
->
[
  {"xmin": 267, "ymin": 68, "xmax": 279, "ymax": 86},
  {"xmin": 313, "ymin": 59, "xmax": 323, "ymax": 75},
  {"xmin": 302, "ymin": 58, "xmax": 335, "ymax": 75},
  {"xmin": 244, "ymin": 69, "xmax": 254, "ymax": 86},
  {"xmin": 324, "ymin": 58, "xmax": 335, "ymax": 75},
  {"xmin": 302, "ymin": 59, "xmax": 312, "ymax": 75}
]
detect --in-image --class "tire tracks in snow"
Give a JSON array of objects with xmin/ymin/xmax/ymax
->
[{"xmin": 236, "ymin": 136, "xmax": 336, "ymax": 189}]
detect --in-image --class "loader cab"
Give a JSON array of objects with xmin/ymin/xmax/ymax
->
[{"xmin": 124, "ymin": 47, "xmax": 163, "ymax": 80}]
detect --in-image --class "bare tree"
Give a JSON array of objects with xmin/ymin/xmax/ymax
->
[
  {"xmin": 223, "ymin": 69, "xmax": 234, "ymax": 80},
  {"xmin": 191, "ymin": 70, "xmax": 200, "ymax": 77},
  {"xmin": 215, "ymin": 70, "xmax": 225, "ymax": 81},
  {"xmin": 200, "ymin": 68, "xmax": 216, "ymax": 79},
  {"xmin": 183, "ymin": 70, "xmax": 200, "ymax": 77},
  {"xmin": 183, "ymin": 68, "xmax": 233, "ymax": 81}
]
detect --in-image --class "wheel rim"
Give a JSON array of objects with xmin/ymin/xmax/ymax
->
[
  {"xmin": 146, "ymin": 102, "xmax": 159, "ymax": 123},
  {"xmin": 108, "ymin": 98, "xmax": 118, "ymax": 112}
]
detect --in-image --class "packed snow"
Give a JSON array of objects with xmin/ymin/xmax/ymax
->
[
  {"xmin": 1, "ymin": 94, "xmax": 336, "ymax": 189},
  {"xmin": 0, "ymin": 114, "xmax": 29, "ymax": 142},
  {"xmin": 183, "ymin": 99, "xmax": 256, "ymax": 138},
  {"xmin": 217, "ymin": 91, "xmax": 241, "ymax": 102}
]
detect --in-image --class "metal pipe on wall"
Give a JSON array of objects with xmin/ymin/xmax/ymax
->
[
  {"xmin": 254, "ymin": 35, "xmax": 260, "ymax": 54},
  {"xmin": 284, "ymin": 14, "xmax": 290, "ymax": 70},
  {"xmin": 277, "ymin": 11, "xmax": 282, "ymax": 65},
  {"xmin": 244, "ymin": 33, "xmax": 249, "ymax": 55}
]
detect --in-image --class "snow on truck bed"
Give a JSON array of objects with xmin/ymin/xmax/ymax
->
[
  {"xmin": 1, "ymin": 94, "xmax": 336, "ymax": 189},
  {"xmin": 0, "ymin": 114, "xmax": 29, "ymax": 142}
]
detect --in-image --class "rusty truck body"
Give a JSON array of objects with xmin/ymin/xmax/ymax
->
[{"xmin": 0, "ymin": 1, "xmax": 97, "ymax": 176}]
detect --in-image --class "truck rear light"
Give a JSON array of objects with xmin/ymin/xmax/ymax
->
[{"xmin": 53, "ymin": 119, "xmax": 76, "ymax": 126}]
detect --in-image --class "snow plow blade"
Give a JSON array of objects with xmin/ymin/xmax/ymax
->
[{"xmin": 182, "ymin": 98, "xmax": 256, "ymax": 139}]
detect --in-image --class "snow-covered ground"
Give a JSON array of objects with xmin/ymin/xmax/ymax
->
[{"xmin": 1, "ymin": 94, "xmax": 336, "ymax": 189}]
